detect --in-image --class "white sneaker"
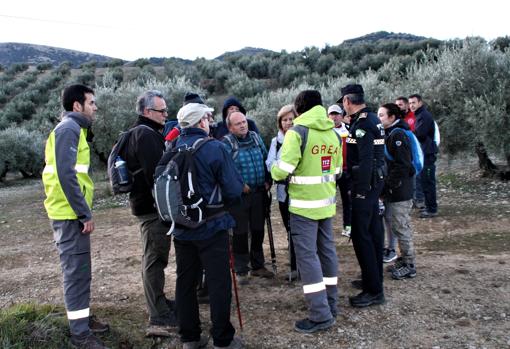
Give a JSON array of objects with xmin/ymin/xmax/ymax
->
[{"xmin": 341, "ymin": 226, "xmax": 351, "ymax": 238}]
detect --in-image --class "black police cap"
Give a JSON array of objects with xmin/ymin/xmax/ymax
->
[{"xmin": 337, "ymin": 84, "xmax": 364, "ymax": 103}]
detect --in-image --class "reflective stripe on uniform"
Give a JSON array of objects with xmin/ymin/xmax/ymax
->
[
  {"xmin": 290, "ymin": 196, "xmax": 336, "ymax": 209},
  {"xmin": 303, "ymin": 281, "xmax": 326, "ymax": 294},
  {"xmin": 67, "ymin": 307, "xmax": 90, "ymax": 320},
  {"xmin": 290, "ymin": 173, "xmax": 336, "ymax": 185},
  {"xmin": 323, "ymin": 276, "xmax": 338, "ymax": 285},
  {"xmin": 276, "ymin": 160, "xmax": 296, "ymax": 173},
  {"xmin": 43, "ymin": 164, "xmax": 89, "ymax": 174},
  {"xmin": 346, "ymin": 137, "xmax": 385, "ymax": 145}
]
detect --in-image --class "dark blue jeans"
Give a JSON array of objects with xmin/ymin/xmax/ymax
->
[{"xmin": 421, "ymin": 154, "xmax": 438, "ymax": 213}]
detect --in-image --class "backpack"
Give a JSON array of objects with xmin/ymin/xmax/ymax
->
[
  {"xmin": 107, "ymin": 125, "xmax": 149, "ymax": 195},
  {"xmin": 223, "ymin": 131, "xmax": 264, "ymax": 160},
  {"xmin": 153, "ymin": 137, "xmax": 222, "ymax": 235},
  {"xmin": 384, "ymin": 128, "xmax": 424, "ymax": 175}
]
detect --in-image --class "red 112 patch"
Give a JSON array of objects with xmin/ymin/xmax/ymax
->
[{"xmin": 321, "ymin": 156, "xmax": 331, "ymax": 173}]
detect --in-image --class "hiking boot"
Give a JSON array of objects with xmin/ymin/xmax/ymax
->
[
  {"xmin": 89, "ymin": 315, "xmax": 109, "ymax": 334},
  {"xmin": 166, "ymin": 298, "xmax": 176, "ymax": 312},
  {"xmin": 391, "ymin": 263, "xmax": 417, "ymax": 280},
  {"xmin": 413, "ymin": 201, "xmax": 425, "ymax": 210},
  {"xmin": 146, "ymin": 311, "xmax": 178, "ymax": 336},
  {"xmin": 213, "ymin": 336, "xmax": 244, "ymax": 349},
  {"xmin": 287, "ymin": 270, "xmax": 299, "ymax": 281},
  {"xmin": 294, "ymin": 317, "xmax": 335, "ymax": 334},
  {"xmin": 236, "ymin": 273, "xmax": 250, "ymax": 285},
  {"xmin": 386, "ymin": 257, "xmax": 404, "ymax": 272},
  {"xmin": 251, "ymin": 267, "xmax": 274, "ymax": 278},
  {"xmin": 383, "ymin": 249, "xmax": 398, "ymax": 263},
  {"xmin": 341, "ymin": 225, "xmax": 351, "ymax": 238},
  {"xmin": 349, "ymin": 291, "xmax": 385, "ymax": 308},
  {"xmin": 419, "ymin": 210, "xmax": 438, "ymax": 218},
  {"xmin": 70, "ymin": 333, "xmax": 108, "ymax": 349},
  {"xmin": 351, "ymin": 279, "xmax": 362, "ymax": 290},
  {"xmin": 183, "ymin": 335, "xmax": 209, "ymax": 349}
]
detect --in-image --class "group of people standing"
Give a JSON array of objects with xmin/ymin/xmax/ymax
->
[{"xmin": 42, "ymin": 82, "xmax": 439, "ymax": 348}]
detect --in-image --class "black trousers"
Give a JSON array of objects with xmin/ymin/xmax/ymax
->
[
  {"xmin": 174, "ymin": 230, "xmax": 235, "ymax": 347},
  {"xmin": 278, "ymin": 199, "xmax": 296, "ymax": 271},
  {"xmin": 351, "ymin": 181, "xmax": 384, "ymax": 294},
  {"xmin": 229, "ymin": 190, "xmax": 266, "ymax": 273},
  {"xmin": 421, "ymin": 154, "xmax": 438, "ymax": 213}
]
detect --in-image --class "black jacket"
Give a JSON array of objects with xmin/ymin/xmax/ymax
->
[
  {"xmin": 346, "ymin": 108, "xmax": 385, "ymax": 196},
  {"xmin": 121, "ymin": 116, "xmax": 165, "ymax": 216},
  {"xmin": 383, "ymin": 119, "xmax": 415, "ymax": 202},
  {"xmin": 414, "ymin": 105, "xmax": 438, "ymax": 155}
]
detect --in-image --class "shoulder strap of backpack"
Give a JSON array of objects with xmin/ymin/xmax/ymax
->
[
  {"xmin": 224, "ymin": 134, "xmax": 240, "ymax": 160},
  {"xmin": 290, "ymin": 125, "xmax": 309, "ymax": 155}
]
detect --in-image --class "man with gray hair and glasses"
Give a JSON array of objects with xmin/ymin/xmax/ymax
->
[{"xmin": 119, "ymin": 90, "xmax": 177, "ymax": 336}]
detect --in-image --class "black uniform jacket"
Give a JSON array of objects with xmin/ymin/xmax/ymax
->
[{"xmin": 346, "ymin": 107, "xmax": 385, "ymax": 197}]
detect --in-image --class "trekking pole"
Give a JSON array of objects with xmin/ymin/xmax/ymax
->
[
  {"xmin": 228, "ymin": 230, "xmax": 243, "ymax": 331},
  {"xmin": 287, "ymin": 228, "xmax": 292, "ymax": 282},
  {"xmin": 265, "ymin": 191, "xmax": 277, "ymax": 275}
]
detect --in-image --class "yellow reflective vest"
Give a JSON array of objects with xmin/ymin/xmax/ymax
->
[
  {"xmin": 43, "ymin": 124, "xmax": 94, "ymax": 220},
  {"xmin": 271, "ymin": 105, "xmax": 342, "ymax": 220}
]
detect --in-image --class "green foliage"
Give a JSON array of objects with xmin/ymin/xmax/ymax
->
[
  {"xmin": 0, "ymin": 303, "xmax": 70, "ymax": 348},
  {"xmin": 0, "ymin": 127, "xmax": 45, "ymax": 178},
  {"xmin": 36, "ymin": 62, "xmax": 53, "ymax": 72},
  {"xmin": 92, "ymin": 77, "xmax": 205, "ymax": 163}
]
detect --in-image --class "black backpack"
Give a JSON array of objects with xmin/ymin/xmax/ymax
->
[
  {"xmin": 154, "ymin": 137, "xmax": 222, "ymax": 235},
  {"xmin": 107, "ymin": 125, "xmax": 150, "ymax": 195}
]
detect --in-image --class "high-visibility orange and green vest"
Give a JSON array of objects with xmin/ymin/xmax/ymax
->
[
  {"xmin": 43, "ymin": 126, "xmax": 94, "ymax": 220},
  {"xmin": 271, "ymin": 105, "xmax": 342, "ymax": 220}
]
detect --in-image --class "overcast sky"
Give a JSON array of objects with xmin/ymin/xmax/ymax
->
[{"xmin": 1, "ymin": 0, "xmax": 508, "ymax": 61}]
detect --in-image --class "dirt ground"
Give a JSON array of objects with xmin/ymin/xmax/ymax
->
[{"xmin": 1, "ymin": 157, "xmax": 509, "ymax": 348}]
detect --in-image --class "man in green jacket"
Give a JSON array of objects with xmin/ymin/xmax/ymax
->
[
  {"xmin": 42, "ymin": 84, "xmax": 108, "ymax": 349},
  {"xmin": 271, "ymin": 90, "xmax": 342, "ymax": 334}
]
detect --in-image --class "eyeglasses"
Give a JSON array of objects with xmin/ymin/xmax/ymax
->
[{"xmin": 149, "ymin": 108, "xmax": 168, "ymax": 114}]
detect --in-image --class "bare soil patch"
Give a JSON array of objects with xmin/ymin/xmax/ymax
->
[{"xmin": 1, "ymin": 157, "xmax": 509, "ymax": 348}]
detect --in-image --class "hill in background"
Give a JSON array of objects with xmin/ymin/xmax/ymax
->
[{"xmin": 0, "ymin": 42, "xmax": 121, "ymax": 67}]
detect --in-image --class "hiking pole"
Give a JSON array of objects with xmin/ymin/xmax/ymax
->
[
  {"xmin": 228, "ymin": 230, "xmax": 243, "ymax": 331},
  {"xmin": 287, "ymin": 227, "xmax": 292, "ymax": 282},
  {"xmin": 265, "ymin": 191, "xmax": 277, "ymax": 275}
]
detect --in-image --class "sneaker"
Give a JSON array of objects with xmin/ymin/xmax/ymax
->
[
  {"xmin": 236, "ymin": 273, "xmax": 250, "ymax": 285},
  {"xmin": 419, "ymin": 211, "xmax": 438, "ymax": 218},
  {"xmin": 391, "ymin": 263, "xmax": 417, "ymax": 280},
  {"xmin": 383, "ymin": 249, "xmax": 397, "ymax": 263},
  {"xmin": 213, "ymin": 336, "xmax": 244, "ymax": 349},
  {"xmin": 88, "ymin": 315, "xmax": 109, "ymax": 334},
  {"xmin": 386, "ymin": 257, "xmax": 404, "ymax": 273},
  {"xmin": 70, "ymin": 333, "xmax": 108, "ymax": 349},
  {"xmin": 294, "ymin": 317, "xmax": 335, "ymax": 334},
  {"xmin": 251, "ymin": 267, "xmax": 274, "ymax": 278},
  {"xmin": 341, "ymin": 225, "xmax": 351, "ymax": 238},
  {"xmin": 183, "ymin": 335, "xmax": 209, "ymax": 349}
]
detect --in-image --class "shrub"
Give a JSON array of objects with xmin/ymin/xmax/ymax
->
[{"xmin": 0, "ymin": 127, "xmax": 45, "ymax": 178}]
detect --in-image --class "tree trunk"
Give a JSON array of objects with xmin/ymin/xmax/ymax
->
[{"xmin": 475, "ymin": 142, "xmax": 510, "ymax": 180}]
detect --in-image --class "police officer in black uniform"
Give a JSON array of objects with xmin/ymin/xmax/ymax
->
[{"xmin": 339, "ymin": 84, "xmax": 386, "ymax": 307}]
